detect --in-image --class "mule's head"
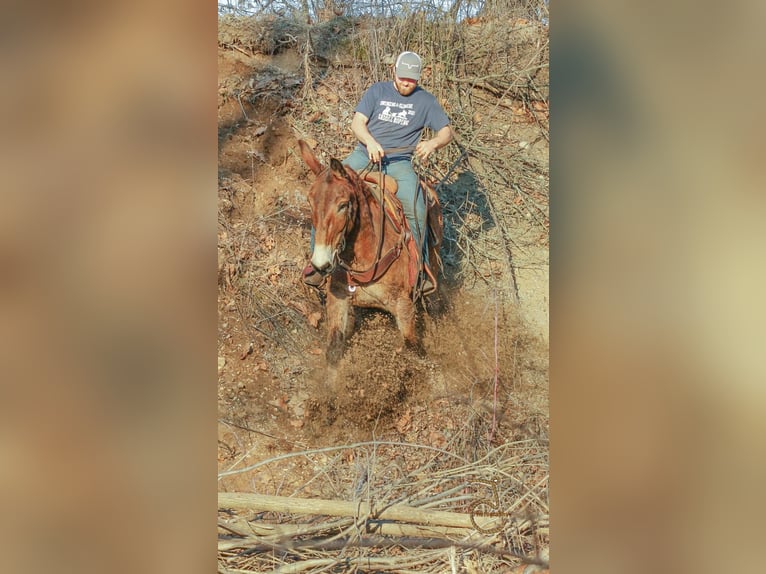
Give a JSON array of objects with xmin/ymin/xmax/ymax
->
[{"xmin": 298, "ymin": 140, "xmax": 359, "ymax": 275}]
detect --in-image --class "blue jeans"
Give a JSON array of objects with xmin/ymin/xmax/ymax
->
[{"xmin": 343, "ymin": 149, "xmax": 428, "ymax": 263}]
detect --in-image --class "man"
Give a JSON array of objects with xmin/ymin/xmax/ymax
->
[{"xmin": 304, "ymin": 51, "xmax": 453, "ymax": 288}]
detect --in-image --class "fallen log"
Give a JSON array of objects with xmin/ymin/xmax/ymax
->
[
  {"xmin": 218, "ymin": 492, "xmax": 512, "ymax": 531},
  {"xmin": 218, "ymin": 521, "xmax": 484, "ymax": 550}
]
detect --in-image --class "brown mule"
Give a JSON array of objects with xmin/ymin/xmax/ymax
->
[{"xmin": 298, "ymin": 140, "xmax": 442, "ymax": 364}]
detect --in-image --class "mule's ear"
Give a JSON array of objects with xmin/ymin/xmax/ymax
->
[
  {"xmin": 298, "ymin": 139, "xmax": 323, "ymax": 175},
  {"xmin": 329, "ymin": 158, "xmax": 352, "ymax": 183}
]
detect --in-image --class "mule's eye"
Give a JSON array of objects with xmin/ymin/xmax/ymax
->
[{"xmin": 338, "ymin": 202, "xmax": 349, "ymax": 213}]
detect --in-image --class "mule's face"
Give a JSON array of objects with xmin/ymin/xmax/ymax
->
[
  {"xmin": 308, "ymin": 161, "xmax": 357, "ymax": 272},
  {"xmin": 298, "ymin": 138, "xmax": 359, "ymax": 275}
]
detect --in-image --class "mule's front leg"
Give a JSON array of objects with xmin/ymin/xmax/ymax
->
[
  {"xmin": 394, "ymin": 297, "xmax": 422, "ymax": 355},
  {"xmin": 326, "ymin": 289, "xmax": 352, "ymax": 365}
]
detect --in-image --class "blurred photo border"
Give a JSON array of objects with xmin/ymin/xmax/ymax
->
[{"xmin": 2, "ymin": 1, "xmax": 765, "ymax": 572}]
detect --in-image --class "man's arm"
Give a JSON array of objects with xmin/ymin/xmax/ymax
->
[
  {"xmin": 415, "ymin": 125, "xmax": 454, "ymax": 161},
  {"xmin": 351, "ymin": 112, "xmax": 385, "ymax": 162}
]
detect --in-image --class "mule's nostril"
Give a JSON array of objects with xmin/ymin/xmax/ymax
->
[{"xmin": 311, "ymin": 244, "xmax": 334, "ymax": 272}]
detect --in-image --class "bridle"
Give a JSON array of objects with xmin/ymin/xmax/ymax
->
[
  {"xmin": 320, "ymin": 160, "xmax": 404, "ymax": 285},
  {"xmin": 314, "ymin": 146, "xmax": 428, "ymax": 286}
]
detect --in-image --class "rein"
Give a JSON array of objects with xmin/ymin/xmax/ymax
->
[
  {"xmin": 329, "ymin": 144, "xmax": 446, "ymax": 287},
  {"xmin": 336, "ymin": 161, "xmax": 403, "ymax": 284}
]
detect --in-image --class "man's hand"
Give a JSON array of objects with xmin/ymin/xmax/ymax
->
[
  {"xmin": 415, "ymin": 139, "xmax": 439, "ymax": 161},
  {"xmin": 367, "ymin": 141, "xmax": 385, "ymax": 162},
  {"xmin": 351, "ymin": 112, "xmax": 385, "ymax": 162},
  {"xmin": 415, "ymin": 126, "xmax": 453, "ymax": 162}
]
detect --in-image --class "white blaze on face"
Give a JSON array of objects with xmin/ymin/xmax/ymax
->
[{"xmin": 311, "ymin": 243, "xmax": 333, "ymax": 271}]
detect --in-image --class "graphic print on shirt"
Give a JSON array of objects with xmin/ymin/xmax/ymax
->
[{"xmin": 378, "ymin": 100, "xmax": 415, "ymax": 126}]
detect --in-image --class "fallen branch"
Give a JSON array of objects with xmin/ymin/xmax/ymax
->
[
  {"xmin": 232, "ymin": 534, "xmax": 545, "ymax": 563},
  {"xmin": 218, "ymin": 440, "xmax": 470, "ymax": 480},
  {"xmin": 219, "ymin": 521, "xmax": 483, "ymax": 551},
  {"xmin": 267, "ymin": 553, "xmax": 444, "ymax": 574},
  {"xmin": 219, "ymin": 492, "xmax": 495, "ymax": 530},
  {"xmin": 219, "ymin": 516, "xmax": 352, "ymax": 546}
]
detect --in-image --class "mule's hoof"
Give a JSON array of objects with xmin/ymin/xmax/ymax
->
[
  {"xmin": 397, "ymin": 340, "xmax": 425, "ymax": 358},
  {"xmin": 327, "ymin": 345, "xmax": 343, "ymax": 365},
  {"xmin": 411, "ymin": 341, "xmax": 427, "ymax": 358}
]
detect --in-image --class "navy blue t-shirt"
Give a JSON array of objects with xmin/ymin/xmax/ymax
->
[{"xmin": 354, "ymin": 81, "xmax": 450, "ymax": 161}]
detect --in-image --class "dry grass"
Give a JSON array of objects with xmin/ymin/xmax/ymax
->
[{"xmin": 219, "ymin": 438, "xmax": 548, "ymax": 573}]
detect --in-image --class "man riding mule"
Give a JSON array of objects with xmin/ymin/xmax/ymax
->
[
  {"xmin": 304, "ymin": 51, "xmax": 454, "ymax": 293},
  {"xmin": 298, "ymin": 139, "xmax": 444, "ymax": 364}
]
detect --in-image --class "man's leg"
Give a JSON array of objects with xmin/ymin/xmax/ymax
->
[
  {"xmin": 385, "ymin": 160, "xmax": 427, "ymax": 263},
  {"xmin": 342, "ymin": 148, "xmax": 369, "ymax": 171},
  {"xmin": 385, "ymin": 160, "xmax": 435, "ymax": 293}
]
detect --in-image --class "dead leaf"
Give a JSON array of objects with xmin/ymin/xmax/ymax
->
[
  {"xmin": 396, "ymin": 410, "xmax": 412, "ymax": 433},
  {"xmin": 429, "ymin": 430, "xmax": 447, "ymax": 448},
  {"xmin": 292, "ymin": 300, "xmax": 309, "ymax": 316},
  {"xmin": 239, "ymin": 342, "xmax": 253, "ymax": 360},
  {"xmin": 268, "ymin": 396, "xmax": 289, "ymax": 412},
  {"xmin": 267, "ymin": 265, "xmax": 282, "ymax": 285},
  {"xmin": 316, "ymin": 85, "xmax": 339, "ymax": 104},
  {"xmin": 307, "ymin": 312, "xmax": 322, "ymax": 328}
]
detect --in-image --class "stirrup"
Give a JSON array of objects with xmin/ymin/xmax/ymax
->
[{"xmin": 420, "ymin": 264, "xmax": 437, "ymax": 296}]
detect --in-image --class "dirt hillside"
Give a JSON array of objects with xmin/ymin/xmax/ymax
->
[{"xmin": 217, "ymin": 12, "xmax": 549, "ymax": 573}]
